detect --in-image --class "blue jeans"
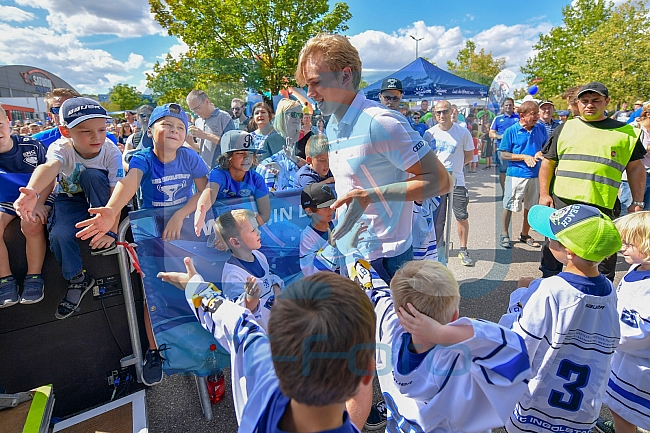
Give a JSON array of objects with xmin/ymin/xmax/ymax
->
[
  {"xmin": 619, "ymin": 181, "xmax": 632, "ymax": 216},
  {"xmin": 370, "ymin": 246, "xmax": 413, "ymax": 284},
  {"xmin": 48, "ymin": 169, "xmax": 111, "ymax": 280}
]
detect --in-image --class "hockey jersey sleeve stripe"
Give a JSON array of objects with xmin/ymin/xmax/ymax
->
[
  {"xmin": 516, "ymin": 403, "xmax": 597, "ymax": 424},
  {"xmin": 550, "ymin": 341, "xmax": 616, "ymax": 355},
  {"xmin": 436, "ymin": 353, "xmax": 460, "ymax": 394},
  {"xmin": 607, "ymin": 379, "xmax": 650, "ymax": 410},
  {"xmin": 610, "ymin": 370, "xmax": 650, "ymax": 397},
  {"xmin": 605, "ymin": 390, "xmax": 650, "ymax": 419},
  {"xmin": 516, "ymin": 319, "xmax": 543, "ymax": 340}
]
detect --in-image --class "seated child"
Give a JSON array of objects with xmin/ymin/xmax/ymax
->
[
  {"xmin": 74, "ymin": 102, "xmax": 208, "ymax": 387},
  {"xmin": 158, "ymin": 261, "xmax": 375, "ymax": 432},
  {"xmin": 362, "ymin": 259, "xmax": 531, "ymax": 432},
  {"xmin": 14, "ymin": 97, "xmax": 122, "ymax": 320},
  {"xmin": 194, "ymin": 130, "xmax": 270, "ymax": 236},
  {"xmin": 257, "ymin": 138, "xmax": 299, "ymax": 191},
  {"xmin": 210, "ymin": 209, "xmax": 283, "ymax": 330},
  {"xmin": 295, "ymin": 133, "xmax": 334, "ymax": 189},
  {"xmin": 599, "ymin": 211, "xmax": 650, "ymax": 433},
  {"xmin": 506, "ymin": 204, "xmax": 622, "ymax": 433},
  {"xmin": 0, "ymin": 104, "xmax": 53, "ymax": 307}
]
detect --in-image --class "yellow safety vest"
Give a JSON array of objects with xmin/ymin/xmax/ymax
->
[{"xmin": 553, "ymin": 118, "xmax": 639, "ymax": 209}]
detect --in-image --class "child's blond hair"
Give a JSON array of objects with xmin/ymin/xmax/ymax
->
[
  {"xmin": 0, "ymin": 103, "xmax": 6, "ymax": 118},
  {"xmin": 305, "ymin": 133, "xmax": 329, "ymax": 158},
  {"xmin": 391, "ymin": 260, "xmax": 460, "ymax": 325},
  {"xmin": 615, "ymin": 211, "xmax": 650, "ymax": 259},
  {"xmin": 214, "ymin": 209, "xmax": 256, "ymax": 252}
]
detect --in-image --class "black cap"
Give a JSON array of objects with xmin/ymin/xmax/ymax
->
[
  {"xmin": 380, "ymin": 78, "xmax": 402, "ymax": 92},
  {"xmin": 539, "ymin": 100, "xmax": 554, "ymax": 107},
  {"xmin": 577, "ymin": 82, "xmax": 609, "ymax": 98},
  {"xmin": 301, "ymin": 183, "xmax": 336, "ymax": 209}
]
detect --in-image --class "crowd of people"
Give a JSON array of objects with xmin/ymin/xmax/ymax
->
[{"xmin": 0, "ymin": 32, "xmax": 649, "ymax": 433}]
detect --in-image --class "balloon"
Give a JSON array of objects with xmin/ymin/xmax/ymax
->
[
  {"xmin": 528, "ymin": 85, "xmax": 539, "ymax": 95},
  {"xmin": 473, "ymin": 102, "xmax": 478, "ymax": 107}
]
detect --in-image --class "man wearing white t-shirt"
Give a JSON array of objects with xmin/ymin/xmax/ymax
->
[{"xmin": 424, "ymin": 100, "xmax": 475, "ymax": 266}]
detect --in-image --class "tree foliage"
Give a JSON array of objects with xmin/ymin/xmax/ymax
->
[
  {"xmin": 108, "ymin": 84, "xmax": 145, "ymax": 111},
  {"xmin": 447, "ymin": 40, "xmax": 506, "ymax": 86},
  {"xmin": 521, "ymin": 0, "xmax": 612, "ymax": 97},
  {"xmin": 569, "ymin": 0, "xmax": 650, "ymax": 103},
  {"xmin": 148, "ymin": 0, "xmax": 351, "ymax": 98}
]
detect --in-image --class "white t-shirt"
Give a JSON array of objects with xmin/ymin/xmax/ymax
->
[
  {"xmin": 47, "ymin": 137, "xmax": 123, "ymax": 194},
  {"xmin": 326, "ymin": 91, "xmax": 431, "ymax": 260},
  {"xmin": 423, "ymin": 123, "xmax": 473, "ymax": 187}
]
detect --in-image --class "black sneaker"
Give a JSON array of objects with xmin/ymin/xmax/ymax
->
[
  {"xmin": 142, "ymin": 345, "xmax": 167, "ymax": 386},
  {"xmin": 595, "ymin": 417, "xmax": 615, "ymax": 433},
  {"xmin": 364, "ymin": 400, "xmax": 387, "ymax": 430},
  {"xmin": 55, "ymin": 273, "xmax": 95, "ymax": 319}
]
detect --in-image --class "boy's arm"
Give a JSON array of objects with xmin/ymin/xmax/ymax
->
[
  {"xmin": 162, "ymin": 175, "xmax": 208, "ymax": 242},
  {"xmin": 15, "ymin": 159, "xmax": 62, "ymax": 222},
  {"xmin": 397, "ymin": 303, "xmax": 474, "ymax": 352},
  {"xmin": 255, "ymin": 195, "xmax": 270, "ymax": 225},
  {"xmin": 31, "ymin": 179, "xmax": 56, "ymax": 224},
  {"xmin": 194, "ymin": 181, "xmax": 220, "ymax": 236},
  {"xmin": 75, "ymin": 169, "xmax": 142, "ymax": 242}
]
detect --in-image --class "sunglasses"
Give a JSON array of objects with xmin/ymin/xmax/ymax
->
[
  {"xmin": 381, "ymin": 95, "xmax": 401, "ymax": 102},
  {"xmin": 139, "ymin": 113, "xmax": 151, "ymax": 118},
  {"xmin": 286, "ymin": 112, "xmax": 303, "ymax": 119},
  {"xmin": 50, "ymin": 106, "xmax": 60, "ymax": 115},
  {"xmin": 435, "ymin": 109, "xmax": 450, "ymax": 116}
]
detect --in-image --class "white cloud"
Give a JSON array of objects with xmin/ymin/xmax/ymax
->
[
  {"xmin": 350, "ymin": 20, "xmax": 552, "ymax": 84},
  {"xmin": 0, "ymin": 5, "xmax": 36, "ymax": 22},
  {"xmin": 14, "ymin": 0, "xmax": 163, "ymax": 37}
]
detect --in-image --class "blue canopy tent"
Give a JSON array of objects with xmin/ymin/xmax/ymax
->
[{"xmin": 364, "ymin": 57, "xmax": 489, "ymax": 102}]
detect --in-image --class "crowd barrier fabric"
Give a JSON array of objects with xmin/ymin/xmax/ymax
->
[{"xmin": 129, "ymin": 188, "xmax": 311, "ymax": 376}]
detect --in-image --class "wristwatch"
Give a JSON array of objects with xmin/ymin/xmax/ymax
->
[{"xmin": 632, "ymin": 201, "xmax": 645, "ymax": 207}]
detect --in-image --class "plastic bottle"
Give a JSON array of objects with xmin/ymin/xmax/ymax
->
[{"xmin": 206, "ymin": 344, "xmax": 225, "ymax": 404}]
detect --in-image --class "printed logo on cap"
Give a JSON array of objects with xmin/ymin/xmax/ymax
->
[{"xmin": 386, "ymin": 78, "xmax": 399, "ymax": 89}]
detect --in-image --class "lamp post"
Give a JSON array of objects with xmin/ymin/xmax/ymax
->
[{"xmin": 410, "ymin": 35, "xmax": 424, "ymax": 59}]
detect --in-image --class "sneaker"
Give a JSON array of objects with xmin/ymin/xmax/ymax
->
[
  {"xmin": 20, "ymin": 274, "xmax": 45, "ymax": 304},
  {"xmin": 55, "ymin": 273, "xmax": 95, "ymax": 320},
  {"xmin": 0, "ymin": 276, "xmax": 19, "ymax": 308},
  {"xmin": 595, "ymin": 417, "xmax": 615, "ymax": 433},
  {"xmin": 142, "ymin": 345, "xmax": 167, "ymax": 386},
  {"xmin": 458, "ymin": 249, "xmax": 475, "ymax": 266},
  {"xmin": 364, "ymin": 400, "xmax": 387, "ymax": 430}
]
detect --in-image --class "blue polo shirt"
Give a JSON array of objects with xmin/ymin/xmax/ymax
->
[
  {"xmin": 490, "ymin": 113, "xmax": 519, "ymax": 147},
  {"xmin": 498, "ymin": 121, "xmax": 548, "ymax": 178}
]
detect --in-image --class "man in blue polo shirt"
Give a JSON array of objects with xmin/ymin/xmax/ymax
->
[
  {"xmin": 490, "ymin": 98, "xmax": 519, "ymax": 195},
  {"xmin": 498, "ymin": 100, "xmax": 547, "ymax": 248}
]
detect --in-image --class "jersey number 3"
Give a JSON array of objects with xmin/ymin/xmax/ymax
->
[{"xmin": 548, "ymin": 359, "xmax": 591, "ymax": 412}]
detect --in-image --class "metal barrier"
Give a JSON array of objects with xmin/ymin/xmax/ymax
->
[{"xmin": 442, "ymin": 171, "xmax": 457, "ymax": 265}]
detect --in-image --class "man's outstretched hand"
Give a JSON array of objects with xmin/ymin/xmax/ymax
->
[{"xmin": 157, "ymin": 257, "xmax": 198, "ymax": 290}]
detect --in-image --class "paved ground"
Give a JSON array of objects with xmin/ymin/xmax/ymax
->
[{"xmin": 146, "ymin": 166, "xmax": 628, "ymax": 432}]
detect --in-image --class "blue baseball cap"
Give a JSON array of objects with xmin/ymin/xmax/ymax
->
[
  {"xmin": 141, "ymin": 103, "xmax": 189, "ymax": 148},
  {"xmin": 61, "ymin": 97, "xmax": 111, "ymax": 129},
  {"xmin": 528, "ymin": 204, "xmax": 621, "ymax": 262}
]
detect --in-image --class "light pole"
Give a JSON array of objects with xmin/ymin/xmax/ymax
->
[{"xmin": 410, "ymin": 35, "xmax": 423, "ymax": 59}]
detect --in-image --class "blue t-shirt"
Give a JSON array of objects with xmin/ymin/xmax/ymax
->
[
  {"xmin": 498, "ymin": 122, "xmax": 548, "ymax": 178},
  {"xmin": 129, "ymin": 147, "xmax": 208, "ymax": 208},
  {"xmin": 412, "ymin": 122, "xmax": 428, "ymax": 137},
  {"xmin": 32, "ymin": 128, "xmax": 118, "ymax": 147},
  {"xmin": 208, "ymin": 169, "xmax": 269, "ymax": 199},
  {"xmin": 0, "ymin": 135, "xmax": 47, "ymax": 203},
  {"xmin": 295, "ymin": 164, "xmax": 333, "ymax": 189},
  {"xmin": 490, "ymin": 113, "xmax": 520, "ymax": 146},
  {"xmin": 226, "ymin": 255, "xmax": 265, "ymax": 278}
]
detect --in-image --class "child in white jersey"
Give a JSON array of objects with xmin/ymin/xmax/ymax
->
[{"xmin": 597, "ymin": 211, "xmax": 650, "ymax": 433}]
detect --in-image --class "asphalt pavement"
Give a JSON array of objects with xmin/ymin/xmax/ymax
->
[{"xmin": 145, "ymin": 165, "xmax": 629, "ymax": 433}]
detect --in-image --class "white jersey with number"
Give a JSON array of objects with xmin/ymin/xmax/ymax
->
[
  {"xmin": 507, "ymin": 276, "xmax": 620, "ymax": 433},
  {"xmin": 411, "ymin": 197, "xmax": 439, "ymax": 261},
  {"xmin": 603, "ymin": 264, "xmax": 650, "ymax": 429}
]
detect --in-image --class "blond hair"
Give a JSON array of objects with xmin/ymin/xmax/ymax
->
[
  {"xmin": 615, "ymin": 211, "xmax": 650, "ymax": 259},
  {"xmin": 306, "ymin": 133, "xmax": 329, "ymax": 158},
  {"xmin": 44, "ymin": 88, "xmax": 81, "ymax": 111},
  {"xmin": 0, "ymin": 103, "xmax": 6, "ymax": 119},
  {"xmin": 295, "ymin": 33, "xmax": 362, "ymax": 90},
  {"xmin": 391, "ymin": 261, "xmax": 460, "ymax": 324},
  {"xmin": 214, "ymin": 209, "xmax": 256, "ymax": 252},
  {"xmin": 273, "ymin": 98, "xmax": 302, "ymax": 138}
]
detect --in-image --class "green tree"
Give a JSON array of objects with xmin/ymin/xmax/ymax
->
[
  {"xmin": 569, "ymin": 0, "xmax": 650, "ymax": 104},
  {"xmin": 521, "ymin": 0, "xmax": 612, "ymax": 97},
  {"xmin": 148, "ymin": 0, "xmax": 351, "ymax": 97},
  {"xmin": 447, "ymin": 40, "xmax": 506, "ymax": 86},
  {"xmin": 108, "ymin": 84, "xmax": 145, "ymax": 111}
]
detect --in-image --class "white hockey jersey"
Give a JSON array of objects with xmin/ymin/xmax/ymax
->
[
  {"xmin": 412, "ymin": 197, "xmax": 439, "ymax": 261},
  {"xmin": 603, "ymin": 264, "xmax": 650, "ymax": 429},
  {"xmin": 299, "ymin": 224, "xmax": 343, "ymax": 276},
  {"xmin": 507, "ymin": 275, "xmax": 620, "ymax": 433}
]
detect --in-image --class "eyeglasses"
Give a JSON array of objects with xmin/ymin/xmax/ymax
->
[
  {"xmin": 435, "ymin": 109, "xmax": 450, "ymax": 116},
  {"xmin": 50, "ymin": 106, "xmax": 60, "ymax": 115},
  {"xmin": 381, "ymin": 95, "xmax": 401, "ymax": 102},
  {"xmin": 621, "ymin": 242, "xmax": 637, "ymax": 250},
  {"xmin": 231, "ymin": 106, "xmax": 242, "ymax": 112},
  {"xmin": 139, "ymin": 113, "xmax": 151, "ymax": 119},
  {"xmin": 286, "ymin": 112, "xmax": 303, "ymax": 119},
  {"xmin": 189, "ymin": 99, "xmax": 205, "ymax": 113}
]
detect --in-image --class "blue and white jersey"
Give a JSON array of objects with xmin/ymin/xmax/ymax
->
[
  {"xmin": 412, "ymin": 197, "xmax": 439, "ymax": 261},
  {"xmin": 129, "ymin": 147, "xmax": 208, "ymax": 208},
  {"xmin": 490, "ymin": 113, "xmax": 519, "ymax": 146},
  {"xmin": 0, "ymin": 135, "xmax": 47, "ymax": 203},
  {"xmin": 508, "ymin": 275, "xmax": 620, "ymax": 433},
  {"xmin": 299, "ymin": 223, "xmax": 343, "ymax": 276}
]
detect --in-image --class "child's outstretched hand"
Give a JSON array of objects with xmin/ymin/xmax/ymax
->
[
  {"xmin": 194, "ymin": 203, "xmax": 207, "ymax": 237},
  {"xmin": 14, "ymin": 187, "xmax": 39, "ymax": 222},
  {"xmin": 75, "ymin": 207, "xmax": 116, "ymax": 242},
  {"xmin": 398, "ymin": 303, "xmax": 442, "ymax": 347},
  {"xmin": 162, "ymin": 211, "xmax": 184, "ymax": 242},
  {"xmin": 157, "ymin": 257, "xmax": 198, "ymax": 290},
  {"xmin": 244, "ymin": 276, "xmax": 262, "ymax": 312}
]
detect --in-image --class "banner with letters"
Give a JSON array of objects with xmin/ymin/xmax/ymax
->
[{"xmin": 129, "ymin": 188, "xmax": 311, "ymax": 376}]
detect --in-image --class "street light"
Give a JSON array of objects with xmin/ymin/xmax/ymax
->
[{"xmin": 410, "ymin": 35, "xmax": 424, "ymax": 59}]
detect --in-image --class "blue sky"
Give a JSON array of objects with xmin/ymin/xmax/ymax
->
[{"xmin": 0, "ymin": 0, "xmax": 581, "ymax": 95}]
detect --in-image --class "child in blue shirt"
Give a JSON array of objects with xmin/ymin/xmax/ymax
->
[
  {"xmin": 295, "ymin": 133, "xmax": 334, "ymax": 189},
  {"xmin": 194, "ymin": 130, "xmax": 270, "ymax": 236}
]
